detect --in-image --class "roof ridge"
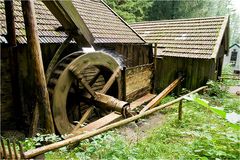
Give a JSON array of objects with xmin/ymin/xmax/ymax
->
[
  {"xmin": 101, "ymin": 0, "xmax": 146, "ymax": 43},
  {"xmin": 131, "ymin": 16, "xmax": 226, "ymax": 25}
]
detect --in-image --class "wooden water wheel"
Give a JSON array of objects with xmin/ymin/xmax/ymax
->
[{"xmin": 47, "ymin": 51, "xmax": 129, "ymax": 135}]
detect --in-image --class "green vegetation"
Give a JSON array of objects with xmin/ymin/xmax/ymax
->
[
  {"xmin": 18, "ymin": 80, "xmax": 240, "ymax": 159},
  {"xmin": 221, "ymin": 65, "xmax": 240, "ymax": 86},
  {"xmin": 105, "ymin": 0, "xmax": 240, "ymax": 45}
]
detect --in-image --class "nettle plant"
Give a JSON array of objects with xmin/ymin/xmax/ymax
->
[{"xmin": 22, "ymin": 133, "xmax": 62, "ymax": 150}]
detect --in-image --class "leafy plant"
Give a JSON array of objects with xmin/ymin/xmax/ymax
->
[
  {"xmin": 206, "ymin": 80, "xmax": 228, "ymax": 97},
  {"xmin": 21, "ymin": 133, "xmax": 62, "ymax": 151}
]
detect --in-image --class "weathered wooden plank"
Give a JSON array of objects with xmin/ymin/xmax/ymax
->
[
  {"xmin": 21, "ymin": 0, "xmax": 54, "ymax": 134},
  {"xmin": 126, "ymin": 64, "xmax": 153, "ymax": 100},
  {"xmin": 191, "ymin": 59, "xmax": 199, "ymax": 89},
  {"xmin": 140, "ymin": 76, "xmax": 183, "ymax": 113},
  {"xmin": 42, "ymin": 0, "xmax": 93, "ymax": 46}
]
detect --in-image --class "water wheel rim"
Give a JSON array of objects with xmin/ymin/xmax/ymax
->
[{"xmin": 52, "ymin": 51, "xmax": 122, "ymax": 135}]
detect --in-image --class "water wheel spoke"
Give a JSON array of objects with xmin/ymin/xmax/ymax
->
[
  {"xmin": 89, "ymin": 70, "xmax": 101, "ymax": 86},
  {"xmin": 78, "ymin": 76, "xmax": 97, "ymax": 99},
  {"xmin": 71, "ymin": 106, "xmax": 94, "ymax": 133},
  {"xmin": 101, "ymin": 67, "xmax": 120, "ymax": 94}
]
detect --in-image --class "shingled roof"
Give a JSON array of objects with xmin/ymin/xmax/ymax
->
[
  {"xmin": 0, "ymin": 0, "xmax": 144, "ymax": 44},
  {"xmin": 131, "ymin": 16, "xmax": 229, "ymax": 59}
]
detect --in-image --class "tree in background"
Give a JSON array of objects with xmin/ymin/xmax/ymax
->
[
  {"xmin": 105, "ymin": 0, "xmax": 152, "ymax": 22},
  {"xmin": 105, "ymin": 0, "xmax": 239, "ymax": 44}
]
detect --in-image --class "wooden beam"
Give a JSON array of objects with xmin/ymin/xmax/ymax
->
[
  {"xmin": 89, "ymin": 70, "xmax": 101, "ymax": 86},
  {"xmin": 21, "ymin": 0, "xmax": 54, "ymax": 134},
  {"xmin": 140, "ymin": 76, "xmax": 184, "ymax": 113},
  {"xmin": 46, "ymin": 35, "xmax": 72, "ymax": 82},
  {"xmin": 121, "ymin": 66, "xmax": 126, "ymax": 100},
  {"xmin": 42, "ymin": 0, "xmax": 94, "ymax": 46},
  {"xmin": 4, "ymin": 0, "xmax": 22, "ymax": 129},
  {"xmin": 4, "ymin": 0, "xmax": 16, "ymax": 46},
  {"xmin": 154, "ymin": 43, "xmax": 157, "ymax": 72},
  {"xmin": 79, "ymin": 76, "xmax": 97, "ymax": 99},
  {"xmin": 23, "ymin": 86, "xmax": 207, "ymax": 159},
  {"xmin": 153, "ymin": 43, "xmax": 158, "ymax": 93}
]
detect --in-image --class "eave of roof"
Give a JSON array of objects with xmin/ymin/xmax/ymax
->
[{"xmin": 229, "ymin": 43, "xmax": 240, "ymax": 49}]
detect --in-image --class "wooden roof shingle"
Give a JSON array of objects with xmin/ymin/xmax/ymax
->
[
  {"xmin": 0, "ymin": 0, "xmax": 144, "ymax": 44},
  {"xmin": 131, "ymin": 16, "xmax": 229, "ymax": 59}
]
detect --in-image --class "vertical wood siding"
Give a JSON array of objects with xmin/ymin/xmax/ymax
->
[{"xmin": 155, "ymin": 57, "xmax": 217, "ymax": 92}]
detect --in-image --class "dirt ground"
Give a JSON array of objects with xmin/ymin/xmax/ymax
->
[{"xmin": 117, "ymin": 111, "xmax": 166, "ymax": 143}]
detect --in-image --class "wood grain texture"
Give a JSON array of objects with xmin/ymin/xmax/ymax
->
[
  {"xmin": 126, "ymin": 64, "xmax": 153, "ymax": 101},
  {"xmin": 21, "ymin": 0, "xmax": 54, "ymax": 134}
]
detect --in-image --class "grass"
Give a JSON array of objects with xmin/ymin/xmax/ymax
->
[
  {"xmin": 19, "ymin": 79, "xmax": 240, "ymax": 160},
  {"xmin": 43, "ymin": 90, "xmax": 240, "ymax": 159}
]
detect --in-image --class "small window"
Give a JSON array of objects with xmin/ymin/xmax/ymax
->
[{"xmin": 230, "ymin": 49, "xmax": 237, "ymax": 62}]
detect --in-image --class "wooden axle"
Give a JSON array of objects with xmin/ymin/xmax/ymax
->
[
  {"xmin": 80, "ymin": 92, "xmax": 130, "ymax": 116},
  {"xmin": 94, "ymin": 92, "xmax": 130, "ymax": 116}
]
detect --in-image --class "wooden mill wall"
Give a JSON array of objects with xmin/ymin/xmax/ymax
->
[
  {"xmin": 0, "ymin": 43, "xmax": 79, "ymax": 132},
  {"xmin": 97, "ymin": 43, "xmax": 154, "ymax": 100},
  {"xmin": 125, "ymin": 64, "xmax": 153, "ymax": 102},
  {"xmin": 1, "ymin": 46, "xmax": 16, "ymax": 130},
  {"xmin": 155, "ymin": 39, "xmax": 227, "ymax": 92},
  {"xmin": 96, "ymin": 44, "xmax": 153, "ymax": 67},
  {"xmin": 155, "ymin": 57, "xmax": 216, "ymax": 92}
]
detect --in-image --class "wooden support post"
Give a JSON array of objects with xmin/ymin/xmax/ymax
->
[
  {"xmin": 178, "ymin": 100, "xmax": 183, "ymax": 120},
  {"xmin": 21, "ymin": 0, "xmax": 54, "ymax": 134},
  {"xmin": 153, "ymin": 43, "xmax": 158, "ymax": 93},
  {"xmin": 154, "ymin": 43, "xmax": 157, "ymax": 72},
  {"xmin": 4, "ymin": 0, "xmax": 16, "ymax": 47},
  {"xmin": 121, "ymin": 66, "xmax": 126, "ymax": 100}
]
